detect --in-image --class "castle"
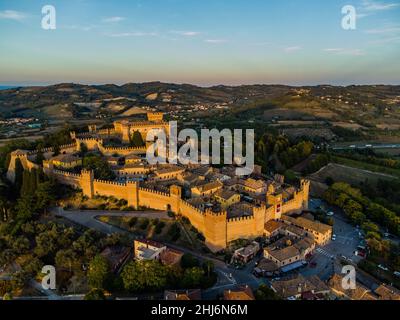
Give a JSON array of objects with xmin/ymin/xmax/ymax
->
[{"xmin": 6, "ymin": 112, "xmax": 310, "ymax": 252}]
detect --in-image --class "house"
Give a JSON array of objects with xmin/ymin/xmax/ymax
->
[
  {"xmin": 283, "ymin": 216, "xmax": 332, "ymax": 245},
  {"xmin": 224, "ymin": 285, "xmax": 255, "ymax": 300},
  {"xmin": 100, "ymin": 246, "xmax": 131, "ymax": 273},
  {"xmin": 51, "ymin": 154, "xmax": 82, "ymax": 169},
  {"xmin": 240, "ymin": 178, "xmax": 267, "ymax": 195},
  {"xmin": 328, "ymin": 274, "xmax": 376, "ymax": 300},
  {"xmin": 155, "ymin": 166, "xmax": 185, "ymax": 180},
  {"xmin": 191, "ymin": 180, "xmax": 223, "ymax": 197},
  {"xmin": 233, "ymin": 241, "xmax": 260, "ymax": 264},
  {"xmin": 160, "ymin": 248, "xmax": 184, "ymax": 267},
  {"xmin": 214, "ymin": 189, "xmax": 241, "ymax": 209},
  {"xmin": 106, "ymin": 156, "xmax": 121, "ymax": 166},
  {"xmin": 264, "ymin": 245, "xmax": 302, "ymax": 268},
  {"xmin": 134, "ymin": 239, "xmax": 167, "ymax": 261},
  {"xmin": 164, "ymin": 289, "xmax": 202, "ymax": 300},
  {"xmin": 374, "ymin": 284, "xmax": 400, "ymax": 300},
  {"xmin": 264, "ymin": 220, "xmax": 285, "ymax": 238},
  {"xmin": 124, "ymin": 154, "xmax": 142, "ymax": 165},
  {"xmin": 254, "ymin": 258, "xmax": 280, "ymax": 277},
  {"xmin": 271, "ymin": 274, "xmax": 330, "ymax": 300}
]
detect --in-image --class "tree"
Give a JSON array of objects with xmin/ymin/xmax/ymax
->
[
  {"xmin": 255, "ymin": 284, "xmax": 281, "ymax": 300},
  {"xmin": 130, "ymin": 131, "xmax": 145, "ymax": 147},
  {"xmin": 14, "ymin": 158, "xmax": 24, "ymax": 193},
  {"xmin": 36, "ymin": 149, "xmax": 45, "ymax": 166},
  {"xmin": 181, "ymin": 267, "xmax": 205, "ymax": 288},
  {"xmin": 83, "ymin": 155, "xmax": 115, "ymax": 180},
  {"xmin": 88, "ymin": 255, "xmax": 111, "ymax": 289},
  {"xmin": 55, "ymin": 249, "xmax": 78, "ymax": 272},
  {"xmin": 84, "ymin": 288, "xmax": 106, "ymax": 300},
  {"xmin": 3, "ymin": 292, "xmax": 13, "ymax": 300},
  {"xmin": 180, "ymin": 253, "xmax": 199, "ymax": 269},
  {"xmin": 35, "ymin": 181, "xmax": 57, "ymax": 213},
  {"xmin": 121, "ymin": 260, "xmax": 169, "ymax": 292}
]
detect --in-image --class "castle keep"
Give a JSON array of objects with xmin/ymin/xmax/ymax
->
[{"xmin": 6, "ymin": 112, "xmax": 310, "ymax": 252}]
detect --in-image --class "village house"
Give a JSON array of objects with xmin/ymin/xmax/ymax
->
[
  {"xmin": 283, "ymin": 216, "xmax": 332, "ymax": 245},
  {"xmin": 134, "ymin": 239, "xmax": 167, "ymax": 261},
  {"xmin": 51, "ymin": 154, "xmax": 82, "ymax": 169},
  {"xmin": 223, "ymin": 285, "xmax": 255, "ymax": 300},
  {"xmin": 271, "ymin": 274, "xmax": 330, "ymax": 300}
]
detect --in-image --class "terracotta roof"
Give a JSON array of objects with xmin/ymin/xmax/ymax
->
[
  {"xmin": 374, "ymin": 284, "xmax": 400, "ymax": 300},
  {"xmin": 165, "ymin": 289, "xmax": 202, "ymax": 300},
  {"xmin": 193, "ymin": 180, "xmax": 223, "ymax": 193},
  {"xmin": 284, "ymin": 216, "xmax": 332, "ymax": 235},
  {"xmin": 160, "ymin": 248, "xmax": 184, "ymax": 266},
  {"xmin": 215, "ymin": 189, "xmax": 239, "ymax": 201},
  {"xmin": 224, "ymin": 286, "xmax": 255, "ymax": 300},
  {"xmin": 266, "ymin": 246, "xmax": 300, "ymax": 262},
  {"xmin": 264, "ymin": 220, "xmax": 285, "ymax": 233},
  {"xmin": 328, "ymin": 274, "xmax": 373, "ymax": 300},
  {"xmin": 272, "ymin": 275, "xmax": 330, "ymax": 299}
]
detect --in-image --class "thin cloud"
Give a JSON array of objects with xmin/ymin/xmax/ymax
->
[
  {"xmin": 323, "ymin": 48, "xmax": 365, "ymax": 56},
  {"xmin": 103, "ymin": 16, "xmax": 126, "ymax": 23},
  {"xmin": 284, "ymin": 46, "xmax": 302, "ymax": 53},
  {"xmin": 170, "ymin": 30, "xmax": 201, "ymax": 37},
  {"xmin": 366, "ymin": 27, "xmax": 400, "ymax": 34},
  {"xmin": 0, "ymin": 10, "xmax": 26, "ymax": 21},
  {"xmin": 361, "ymin": 0, "xmax": 400, "ymax": 11},
  {"xmin": 106, "ymin": 31, "xmax": 158, "ymax": 37},
  {"xmin": 204, "ymin": 39, "xmax": 228, "ymax": 44}
]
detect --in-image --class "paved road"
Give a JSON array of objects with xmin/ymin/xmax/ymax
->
[
  {"xmin": 330, "ymin": 143, "xmax": 400, "ymax": 151},
  {"xmin": 51, "ymin": 207, "xmax": 263, "ymax": 299},
  {"xmin": 53, "ymin": 208, "xmax": 171, "ymax": 235},
  {"xmin": 302, "ymin": 199, "xmax": 363, "ymax": 281}
]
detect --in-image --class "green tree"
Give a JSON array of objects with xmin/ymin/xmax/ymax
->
[
  {"xmin": 88, "ymin": 255, "xmax": 111, "ymax": 289},
  {"xmin": 255, "ymin": 284, "xmax": 281, "ymax": 300},
  {"xmin": 84, "ymin": 288, "xmax": 106, "ymax": 300},
  {"xmin": 181, "ymin": 267, "xmax": 205, "ymax": 288},
  {"xmin": 121, "ymin": 260, "xmax": 169, "ymax": 292},
  {"xmin": 130, "ymin": 131, "xmax": 145, "ymax": 147}
]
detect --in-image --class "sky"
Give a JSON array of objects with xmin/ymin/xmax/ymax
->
[{"xmin": 0, "ymin": 0, "xmax": 399, "ymax": 86}]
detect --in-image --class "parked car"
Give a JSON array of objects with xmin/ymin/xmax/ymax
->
[
  {"xmin": 378, "ymin": 264, "xmax": 389, "ymax": 271},
  {"xmin": 327, "ymin": 212, "xmax": 335, "ymax": 217}
]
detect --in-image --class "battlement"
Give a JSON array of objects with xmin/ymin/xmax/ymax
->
[
  {"xmin": 227, "ymin": 215, "xmax": 255, "ymax": 223},
  {"xmin": 139, "ymin": 187, "xmax": 170, "ymax": 197},
  {"xmin": 53, "ymin": 169, "xmax": 82, "ymax": 178},
  {"xmin": 94, "ymin": 179, "xmax": 126, "ymax": 187}
]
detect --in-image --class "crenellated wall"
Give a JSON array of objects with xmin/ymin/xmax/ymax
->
[{"xmin": 7, "ymin": 146, "xmax": 310, "ymax": 252}]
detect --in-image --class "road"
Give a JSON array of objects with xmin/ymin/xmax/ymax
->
[
  {"xmin": 52, "ymin": 207, "xmax": 171, "ymax": 235},
  {"xmin": 330, "ymin": 143, "xmax": 400, "ymax": 151},
  {"xmin": 51, "ymin": 207, "xmax": 264, "ymax": 300},
  {"xmin": 302, "ymin": 198, "xmax": 363, "ymax": 281}
]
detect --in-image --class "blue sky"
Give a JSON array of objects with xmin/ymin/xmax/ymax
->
[{"xmin": 0, "ymin": 0, "xmax": 399, "ymax": 86}]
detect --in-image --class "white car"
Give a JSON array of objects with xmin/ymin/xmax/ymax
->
[
  {"xmin": 327, "ymin": 212, "xmax": 334, "ymax": 216},
  {"xmin": 332, "ymin": 235, "xmax": 337, "ymax": 241},
  {"xmin": 378, "ymin": 264, "xmax": 389, "ymax": 271}
]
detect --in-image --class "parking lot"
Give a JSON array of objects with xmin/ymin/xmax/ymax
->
[{"xmin": 301, "ymin": 198, "xmax": 364, "ymax": 280}]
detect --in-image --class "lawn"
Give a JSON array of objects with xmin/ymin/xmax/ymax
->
[{"xmin": 332, "ymin": 156, "xmax": 400, "ymax": 178}]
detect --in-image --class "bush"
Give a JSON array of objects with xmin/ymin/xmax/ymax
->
[
  {"xmin": 139, "ymin": 218, "xmax": 149, "ymax": 230},
  {"xmin": 128, "ymin": 217, "xmax": 138, "ymax": 228},
  {"xmin": 168, "ymin": 223, "xmax": 181, "ymax": 241},
  {"xmin": 155, "ymin": 221, "xmax": 166, "ymax": 234}
]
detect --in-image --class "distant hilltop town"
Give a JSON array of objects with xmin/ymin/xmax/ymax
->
[{"xmin": 6, "ymin": 112, "xmax": 311, "ymax": 252}]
